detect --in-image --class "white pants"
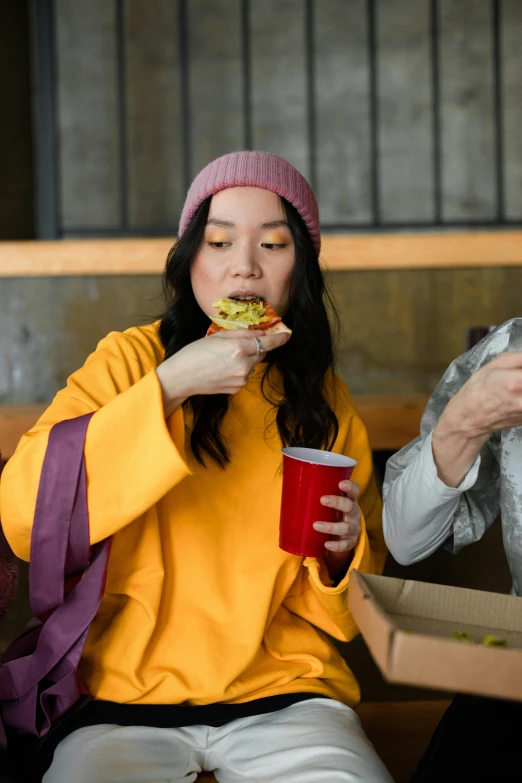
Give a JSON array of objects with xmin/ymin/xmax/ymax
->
[{"xmin": 44, "ymin": 698, "xmax": 393, "ymax": 783}]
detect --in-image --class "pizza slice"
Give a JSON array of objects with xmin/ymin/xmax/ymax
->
[{"xmin": 206, "ymin": 298, "xmax": 292, "ymax": 336}]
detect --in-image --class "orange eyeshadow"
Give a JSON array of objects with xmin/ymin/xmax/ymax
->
[
  {"xmin": 263, "ymin": 233, "xmax": 289, "ymax": 244},
  {"xmin": 205, "ymin": 232, "xmax": 231, "ymax": 242}
]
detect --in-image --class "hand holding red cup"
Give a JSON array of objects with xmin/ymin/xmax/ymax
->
[{"xmin": 279, "ymin": 447, "xmax": 358, "ymax": 558}]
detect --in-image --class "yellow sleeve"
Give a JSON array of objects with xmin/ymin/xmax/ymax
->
[
  {"xmin": 0, "ymin": 327, "xmax": 190, "ymax": 561},
  {"xmin": 284, "ymin": 387, "xmax": 387, "ymax": 642}
]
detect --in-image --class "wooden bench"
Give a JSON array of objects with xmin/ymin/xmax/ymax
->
[
  {"xmin": 0, "ymin": 395, "xmax": 428, "ymax": 459},
  {"xmin": 191, "ymin": 700, "xmax": 451, "ymax": 783}
]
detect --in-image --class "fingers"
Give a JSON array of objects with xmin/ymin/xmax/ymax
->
[
  {"xmin": 324, "ymin": 536, "xmax": 359, "ymax": 552},
  {"xmin": 203, "ymin": 326, "xmax": 290, "ymax": 396},
  {"xmin": 321, "ymin": 496, "xmax": 353, "ymax": 516},
  {"xmin": 488, "ymin": 351, "xmax": 522, "ymax": 369},
  {"xmin": 314, "ymin": 520, "xmax": 352, "ymax": 536},
  {"xmin": 256, "ymin": 331, "xmax": 292, "ymax": 353},
  {"xmin": 210, "ymin": 328, "xmax": 290, "ymax": 355},
  {"xmin": 213, "ymin": 328, "xmax": 266, "ymax": 340},
  {"xmin": 313, "ymin": 520, "xmax": 360, "ymax": 551},
  {"xmin": 320, "ymin": 482, "xmax": 360, "ymax": 512},
  {"xmin": 235, "ymin": 331, "xmax": 291, "ymax": 358},
  {"xmin": 315, "ymin": 487, "xmax": 362, "ymax": 552},
  {"xmin": 235, "ymin": 330, "xmax": 291, "ymax": 356},
  {"xmin": 337, "ymin": 479, "xmax": 360, "ymax": 500},
  {"xmin": 496, "ymin": 370, "xmax": 522, "ymax": 399}
]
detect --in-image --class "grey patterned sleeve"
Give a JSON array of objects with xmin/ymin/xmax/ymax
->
[{"xmin": 382, "ymin": 324, "xmax": 512, "ymax": 565}]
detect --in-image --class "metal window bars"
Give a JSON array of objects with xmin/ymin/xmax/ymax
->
[{"xmin": 31, "ymin": 0, "xmax": 519, "ymax": 239}]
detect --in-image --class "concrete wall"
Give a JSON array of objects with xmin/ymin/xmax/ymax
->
[{"xmin": 3, "ymin": 266, "xmax": 522, "ymax": 404}]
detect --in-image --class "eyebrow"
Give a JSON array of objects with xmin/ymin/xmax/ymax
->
[
  {"xmin": 206, "ymin": 218, "xmax": 290, "ymax": 230},
  {"xmin": 206, "ymin": 218, "xmax": 235, "ymax": 228},
  {"xmin": 259, "ymin": 220, "xmax": 289, "ymax": 230}
]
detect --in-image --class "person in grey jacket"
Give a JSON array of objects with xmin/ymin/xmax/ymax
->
[{"xmin": 382, "ymin": 317, "xmax": 522, "ymax": 782}]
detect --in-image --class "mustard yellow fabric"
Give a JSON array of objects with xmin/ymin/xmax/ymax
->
[{"xmin": 0, "ymin": 323, "xmax": 386, "ymax": 707}]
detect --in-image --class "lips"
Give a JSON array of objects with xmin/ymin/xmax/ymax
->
[{"xmin": 227, "ymin": 290, "xmax": 264, "ymax": 301}]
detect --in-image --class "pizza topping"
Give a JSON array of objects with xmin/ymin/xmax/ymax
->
[
  {"xmin": 482, "ymin": 634, "xmax": 507, "ymax": 647},
  {"xmin": 206, "ymin": 297, "xmax": 291, "ymax": 337},
  {"xmin": 450, "ymin": 630, "xmax": 473, "ymax": 643},
  {"xmin": 449, "ymin": 629, "xmax": 508, "ymax": 647},
  {"xmin": 211, "ymin": 298, "xmax": 271, "ymax": 330}
]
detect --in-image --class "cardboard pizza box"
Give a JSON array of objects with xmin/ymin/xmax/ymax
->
[{"xmin": 349, "ymin": 571, "xmax": 522, "ymax": 702}]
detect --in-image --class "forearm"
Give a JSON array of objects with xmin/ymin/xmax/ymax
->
[
  {"xmin": 383, "ymin": 432, "xmax": 480, "ymax": 565},
  {"xmin": 0, "ymin": 371, "xmax": 190, "ymax": 558},
  {"xmin": 156, "ymin": 361, "xmax": 191, "ymax": 418},
  {"xmin": 303, "ymin": 517, "xmax": 376, "ymax": 642},
  {"xmin": 432, "ymin": 408, "xmax": 488, "ymax": 488}
]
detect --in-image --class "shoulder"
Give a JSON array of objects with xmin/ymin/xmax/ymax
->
[
  {"xmin": 66, "ymin": 322, "xmax": 165, "ymax": 398},
  {"xmin": 325, "ymin": 372, "xmax": 360, "ymax": 420},
  {"xmin": 325, "ymin": 372, "xmax": 369, "ymax": 448},
  {"xmin": 88, "ymin": 321, "xmax": 164, "ymax": 372},
  {"xmin": 327, "ymin": 373, "xmax": 377, "ymax": 491}
]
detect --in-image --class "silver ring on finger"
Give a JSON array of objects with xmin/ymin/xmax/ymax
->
[{"xmin": 253, "ymin": 336, "xmax": 264, "ymax": 355}]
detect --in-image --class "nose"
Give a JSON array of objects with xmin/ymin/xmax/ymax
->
[{"xmin": 229, "ymin": 242, "xmax": 261, "ymax": 278}]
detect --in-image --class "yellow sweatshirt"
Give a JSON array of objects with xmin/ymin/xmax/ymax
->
[{"xmin": 0, "ymin": 323, "xmax": 386, "ymax": 708}]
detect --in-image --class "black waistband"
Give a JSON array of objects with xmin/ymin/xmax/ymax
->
[{"xmin": 75, "ymin": 691, "xmax": 322, "ymax": 729}]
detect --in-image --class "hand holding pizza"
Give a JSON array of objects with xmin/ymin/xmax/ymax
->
[{"xmin": 157, "ymin": 329, "xmax": 291, "ymax": 417}]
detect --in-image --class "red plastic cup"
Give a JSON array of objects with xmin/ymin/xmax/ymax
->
[{"xmin": 279, "ymin": 447, "xmax": 358, "ymax": 557}]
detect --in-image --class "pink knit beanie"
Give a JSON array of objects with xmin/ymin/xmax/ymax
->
[{"xmin": 178, "ymin": 151, "xmax": 321, "ymax": 254}]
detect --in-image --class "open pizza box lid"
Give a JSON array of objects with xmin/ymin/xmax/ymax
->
[{"xmin": 349, "ymin": 571, "xmax": 522, "ymax": 701}]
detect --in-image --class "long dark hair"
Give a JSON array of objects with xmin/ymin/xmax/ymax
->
[{"xmin": 159, "ymin": 196, "xmax": 340, "ymax": 468}]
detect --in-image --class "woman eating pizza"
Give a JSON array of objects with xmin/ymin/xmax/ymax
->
[{"xmin": 0, "ymin": 151, "xmax": 390, "ymax": 782}]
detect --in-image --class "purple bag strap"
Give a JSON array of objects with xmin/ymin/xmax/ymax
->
[
  {"xmin": 0, "ymin": 413, "xmax": 111, "ymax": 735},
  {"xmin": 0, "ymin": 539, "xmax": 109, "ymax": 699},
  {"xmin": 29, "ymin": 414, "xmax": 93, "ymax": 617}
]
